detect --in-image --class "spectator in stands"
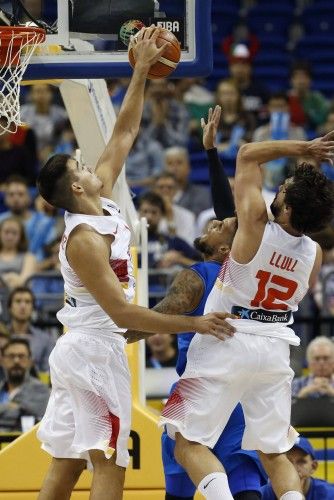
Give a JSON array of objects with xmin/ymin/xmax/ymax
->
[
  {"xmin": 153, "ymin": 172, "xmax": 196, "ymax": 245},
  {"xmin": 106, "ymin": 78, "xmax": 130, "ymax": 114},
  {"xmin": 221, "ymin": 21, "xmax": 260, "ymax": 63},
  {"xmin": 0, "ymin": 338, "xmax": 50, "ymax": 432},
  {"xmin": 164, "ymin": 147, "xmax": 212, "ymax": 217},
  {"xmin": 173, "ymin": 78, "xmax": 214, "ymax": 147},
  {"xmin": 317, "ymin": 103, "xmax": 334, "ymax": 136},
  {"xmin": 0, "ymin": 118, "xmax": 37, "ymax": 188},
  {"xmin": 31, "ymin": 237, "xmax": 64, "ymax": 314},
  {"xmin": 292, "ymin": 336, "xmax": 334, "ymax": 399},
  {"xmin": 141, "ymin": 80, "xmax": 190, "ymax": 148},
  {"xmin": 253, "ymin": 92, "xmax": 306, "ymax": 193},
  {"xmin": 316, "ymin": 105, "xmax": 334, "ymax": 181},
  {"xmin": 138, "ymin": 191, "xmax": 200, "ymax": 269},
  {"xmin": 261, "ymin": 436, "xmax": 334, "ymax": 499},
  {"xmin": 6, "ymin": 287, "xmax": 56, "ymax": 373},
  {"xmin": 227, "ymin": 43, "xmax": 268, "ymax": 120},
  {"xmin": 288, "ymin": 61, "xmax": 329, "ymax": 131},
  {"xmin": 312, "ymin": 226, "xmax": 334, "ymax": 320},
  {"xmin": 125, "ymin": 127, "xmax": 164, "ymax": 189},
  {"xmin": 146, "ymin": 334, "xmax": 178, "ymax": 368},
  {"xmin": 215, "ymin": 78, "xmax": 256, "ymax": 159},
  {"xmin": 0, "ymin": 176, "xmax": 58, "ymax": 260},
  {"xmin": 20, "ymin": 83, "xmax": 68, "ymax": 163},
  {"xmin": 53, "ymin": 119, "xmax": 77, "ymax": 157},
  {"xmin": 0, "ymin": 217, "xmax": 36, "ymax": 290},
  {"xmin": 36, "ymin": 237, "xmax": 61, "ymax": 273},
  {"xmin": 0, "ymin": 327, "xmax": 9, "ymax": 384}
]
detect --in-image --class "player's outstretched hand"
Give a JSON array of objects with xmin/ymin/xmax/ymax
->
[
  {"xmin": 201, "ymin": 105, "xmax": 222, "ymax": 150},
  {"xmin": 131, "ymin": 25, "xmax": 168, "ymax": 70},
  {"xmin": 307, "ymin": 132, "xmax": 334, "ymax": 165},
  {"xmin": 194, "ymin": 312, "xmax": 237, "ymax": 340}
]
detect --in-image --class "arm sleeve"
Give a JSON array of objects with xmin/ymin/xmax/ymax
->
[{"xmin": 206, "ymin": 148, "xmax": 235, "ymax": 220}]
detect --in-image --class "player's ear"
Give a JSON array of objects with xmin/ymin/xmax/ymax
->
[
  {"xmin": 311, "ymin": 459, "xmax": 318, "ymax": 474},
  {"xmin": 71, "ymin": 182, "xmax": 84, "ymax": 195},
  {"xmin": 219, "ymin": 245, "xmax": 230, "ymax": 257}
]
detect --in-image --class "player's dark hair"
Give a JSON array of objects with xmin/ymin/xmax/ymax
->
[
  {"xmin": 285, "ymin": 163, "xmax": 334, "ymax": 233},
  {"xmin": 138, "ymin": 191, "xmax": 166, "ymax": 215},
  {"xmin": 37, "ymin": 154, "xmax": 76, "ymax": 212}
]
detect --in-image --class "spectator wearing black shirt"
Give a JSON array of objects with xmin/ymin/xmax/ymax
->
[
  {"xmin": 0, "ymin": 118, "xmax": 36, "ymax": 188},
  {"xmin": 228, "ymin": 43, "xmax": 268, "ymax": 121},
  {"xmin": 138, "ymin": 191, "xmax": 200, "ymax": 269},
  {"xmin": 146, "ymin": 334, "xmax": 178, "ymax": 368}
]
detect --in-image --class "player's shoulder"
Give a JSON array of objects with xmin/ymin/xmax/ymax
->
[
  {"xmin": 68, "ymin": 223, "xmax": 111, "ymax": 251},
  {"xmin": 312, "ymin": 477, "xmax": 334, "ymax": 494}
]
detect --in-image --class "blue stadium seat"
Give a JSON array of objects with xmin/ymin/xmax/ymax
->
[
  {"xmin": 211, "ymin": 12, "xmax": 240, "ymax": 38},
  {"xmin": 251, "ymin": 0, "xmax": 295, "ymax": 6},
  {"xmin": 302, "ymin": 7, "xmax": 334, "ymax": 35},
  {"xmin": 212, "ymin": 3, "xmax": 240, "ymax": 16},
  {"xmin": 253, "ymin": 67, "xmax": 289, "ymax": 80},
  {"xmin": 312, "ymin": 81, "xmax": 334, "ymax": 98},
  {"xmin": 294, "ymin": 38, "xmax": 334, "ymax": 60},
  {"xmin": 248, "ymin": 14, "xmax": 293, "ymax": 37},
  {"xmin": 254, "ymin": 53, "xmax": 291, "ymax": 67}
]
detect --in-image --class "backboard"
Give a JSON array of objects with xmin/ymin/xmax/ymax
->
[{"xmin": 0, "ymin": 0, "xmax": 213, "ymax": 79}]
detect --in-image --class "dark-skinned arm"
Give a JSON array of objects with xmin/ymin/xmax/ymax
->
[
  {"xmin": 202, "ymin": 106, "xmax": 235, "ymax": 219},
  {"xmin": 125, "ymin": 269, "xmax": 236, "ymax": 343}
]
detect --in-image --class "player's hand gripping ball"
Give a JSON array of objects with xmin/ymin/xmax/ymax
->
[{"xmin": 128, "ymin": 27, "xmax": 181, "ymax": 79}]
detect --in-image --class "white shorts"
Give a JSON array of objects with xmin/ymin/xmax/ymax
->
[
  {"xmin": 37, "ymin": 329, "xmax": 131, "ymax": 468},
  {"xmin": 159, "ymin": 332, "xmax": 298, "ymax": 454}
]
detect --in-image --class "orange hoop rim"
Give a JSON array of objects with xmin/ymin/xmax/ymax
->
[{"xmin": 0, "ymin": 25, "xmax": 46, "ymax": 44}]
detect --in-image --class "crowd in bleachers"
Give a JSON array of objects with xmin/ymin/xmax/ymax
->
[{"xmin": 0, "ymin": 0, "xmax": 334, "ymax": 456}]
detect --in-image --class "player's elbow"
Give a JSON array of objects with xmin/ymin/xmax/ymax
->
[
  {"xmin": 110, "ymin": 303, "xmax": 136, "ymax": 329},
  {"xmin": 237, "ymin": 143, "xmax": 252, "ymax": 161}
]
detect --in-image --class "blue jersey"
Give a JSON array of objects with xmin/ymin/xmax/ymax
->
[
  {"xmin": 261, "ymin": 477, "xmax": 334, "ymax": 499},
  {"xmin": 176, "ymin": 261, "xmax": 221, "ymax": 377},
  {"xmin": 162, "ymin": 261, "xmax": 267, "ymax": 497}
]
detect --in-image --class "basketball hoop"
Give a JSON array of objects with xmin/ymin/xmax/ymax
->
[{"xmin": 0, "ymin": 25, "xmax": 45, "ymax": 135}]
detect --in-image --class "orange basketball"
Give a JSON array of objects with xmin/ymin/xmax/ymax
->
[{"xmin": 128, "ymin": 28, "xmax": 181, "ymax": 79}]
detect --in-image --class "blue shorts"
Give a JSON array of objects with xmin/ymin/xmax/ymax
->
[{"xmin": 162, "ymin": 431, "xmax": 266, "ymax": 497}]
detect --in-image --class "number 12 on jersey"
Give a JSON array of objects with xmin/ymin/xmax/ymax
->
[{"xmin": 250, "ymin": 270, "xmax": 298, "ymax": 310}]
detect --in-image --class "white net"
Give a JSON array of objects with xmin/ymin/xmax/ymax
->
[{"xmin": 0, "ymin": 27, "xmax": 45, "ymax": 135}]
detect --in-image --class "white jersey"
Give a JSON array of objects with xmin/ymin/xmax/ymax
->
[
  {"xmin": 205, "ymin": 221, "xmax": 317, "ymax": 345},
  {"xmin": 57, "ymin": 197, "xmax": 135, "ymax": 333}
]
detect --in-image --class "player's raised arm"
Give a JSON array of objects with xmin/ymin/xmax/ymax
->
[
  {"xmin": 235, "ymin": 135, "xmax": 334, "ymax": 227},
  {"xmin": 233, "ymin": 135, "xmax": 334, "ymax": 262},
  {"xmin": 201, "ymin": 105, "xmax": 235, "ymax": 219},
  {"xmin": 96, "ymin": 26, "xmax": 168, "ymax": 198}
]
